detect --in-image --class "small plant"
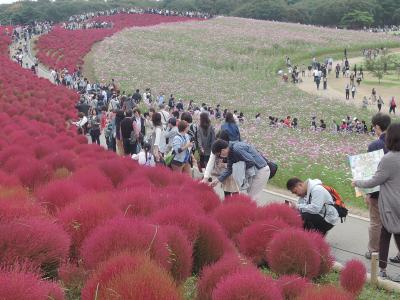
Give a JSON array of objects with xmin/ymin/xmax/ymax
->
[
  {"xmin": 277, "ymin": 274, "xmax": 312, "ymax": 300},
  {"xmin": 340, "ymin": 259, "xmax": 366, "ymax": 296}
]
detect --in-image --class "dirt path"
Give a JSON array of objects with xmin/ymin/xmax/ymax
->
[{"xmin": 296, "ymin": 49, "xmax": 400, "ymax": 113}]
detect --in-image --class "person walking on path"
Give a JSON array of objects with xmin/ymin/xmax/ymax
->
[
  {"xmin": 377, "ymin": 96, "xmax": 384, "ymax": 112},
  {"xmin": 364, "ymin": 113, "xmax": 391, "ymax": 260},
  {"xmin": 351, "ymin": 85, "xmax": 356, "ymax": 99},
  {"xmin": 389, "ymin": 97, "xmax": 397, "ymax": 114},
  {"xmin": 211, "ymin": 139, "xmax": 271, "ymax": 202},
  {"xmin": 353, "ymin": 123, "xmax": 400, "ymax": 280},
  {"xmin": 345, "ymin": 84, "xmax": 350, "ymax": 100}
]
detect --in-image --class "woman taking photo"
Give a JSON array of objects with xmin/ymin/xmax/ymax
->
[
  {"xmin": 171, "ymin": 120, "xmax": 193, "ymax": 175},
  {"xmin": 353, "ymin": 123, "xmax": 400, "ymax": 280}
]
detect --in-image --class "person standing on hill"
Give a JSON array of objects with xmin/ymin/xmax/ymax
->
[
  {"xmin": 389, "ymin": 97, "xmax": 397, "ymax": 114},
  {"xmin": 221, "ymin": 112, "xmax": 241, "ymax": 142},
  {"xmin": 377, "ymin": 96, "xmax": 384, "ymax": 112},
  {"xmin": 351, "ymin": 85, "xmax": 356, "ymax": 99},
  {"xmin": 363, "ymin": 113, "xmax": 391, "ymax": 260},
  {"xmin": 345, "ymin": 84, "xmax": 350, "ymax": 100}
]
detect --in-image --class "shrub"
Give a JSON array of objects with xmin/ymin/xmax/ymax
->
[
  {"xmin": 70, "ymin": 167, "xmax": 113, "ymax": 192},
  {"xmin": 0, "ymin": 195, "xmax": 45, "ymax": 222},
  {"xmin": 80, "ymin": 217, "xmax": 169, "ymax": 270},
  {"xmin": 58, "ymin": 261, "xmax": 87, "ymax": 294},
  {"xmin": 237, "ymin": 219, "xmax": 289, "ymax": 266},
  {"xmin": 180, "ymin": 182, "xmax": 221, "ymax": 213},
  {"xmin": 267, "ymin": 229, "xmax": 321, "ymax": 279},
  {"xmin": 43, "ymin": 150, "xmax": 77, "ymax": 171},
  {"xmin": 0, "ymin": 268, "xmax": 65, "ymax": 300},
  {"xmin": 340, "ymin": 259, "xmax": 366, "ymax": 296},
  {"xmin": 82, "ymin": 252, "xmax": 182, "ymax": 300},
  {"xmin": 298, "ymin": 285, "xmax": 353, "ymax": 300},
  {"xmin": 151, "ymin": 205, "xmax": 201, "ymax": 242},
  {"xmin": 0, "ymin": 217, "xmax": 71, "ymax": 277},
  {"xmin": 193, "ymin": 216, "xmax": 234, "ymax": 274},
  {"xmin": 197, "ymin": 254, "xmax": 250, "ymax": 300},
  {"xmin": 97, "ymin": 158, "xmax": 130, "ymax": 187},
  {"xmin": 0, "ymin": 170, "xmax": 20, "ymax": 186},
  {"xmin": 36, "ymin": 179, "xmax": 84, "ymax": 214},
  {"xmin": 256, "ymin": 203, "xmax": 303, "ymax": 228},
  {"xmin": 15, "ymin": 158, "xmax": 51, "ymax": 190},
  {"xmin": 212, "ymin": 200, "xmax": 257, "ymax": 239},
  {"xmin": 162, "ymin": 226, "xmax": 193, "ymax": 283},
  {"xmin": 58, "ymin": 194, "xmax": 121, "ymax": 256},
  {"xmin": 277, "ymin": 275, "xmax": 312, "ymax": 300},
  {"xmin": 115, "ymin": 189, "xmax": 159, "ymax": 218},
  {"xmin": 212, "ymin": 269, "xmax": 282, "ymax": 300},
  {"xmin": 308, "ymin": 231, "xmax": 334, "ymax": 275}
]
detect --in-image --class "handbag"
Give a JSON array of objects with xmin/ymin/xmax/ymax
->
[{"xmin": 267, "ymin": 160, "xmax": 278, "ymax": 179}]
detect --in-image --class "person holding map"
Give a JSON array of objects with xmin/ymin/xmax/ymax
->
[
  {"xmin": 353, "ymin": 123, "xmax": 400, "ymax": 280},
  {"xmin": 364, "ymin": 113, "xmax": 391, "ymax": 260}
]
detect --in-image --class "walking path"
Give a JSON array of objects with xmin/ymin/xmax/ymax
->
[
  {"xmin": 11, "ymin": 38, "xmax": 400, "ymax": 282},
  {"xmin": 296, "ymin": 49, "xmax": 400, "ymax": 114}
]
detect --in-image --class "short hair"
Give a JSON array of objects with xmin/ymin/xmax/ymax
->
[
  {"xmin": 386, "ymin": 123, "xmax": 400, "ymax": 152},
  {"xmin": 212, "ymin": 139, "xmax": 229, "ymax": 155},
  {"xmin": 286, "ymin": 177, "xmax": 303, "ymax": 191},
  {"xmin": 181, "ymin": 112, "xmax": 193, "ymax": 124},
  {"xmin": 133, "ymin": 108, "xmax": 141, "ymax": 115},
  {"xmin": 372, "ymin": 113, "xmax": 391, "ymax": 132},
  {"xmin": 152, "ymin": 112, "xmax": 162, "ymax": 127},
  {"xmin": 225, "ymin": 112, "xmax": 235, "ymax": 124},
  {"xmin": 200, "ymin": 112, "xmax": 211, "ymax": 129},
  {"xmin": 217, "ymin": 130, "xmax": 230, "ymax": 142},
  {"xmin": 125, "ymin": 110, "xmax": 133, "ymax": 117},
  {"xmin": 169, "ymin": 117, "xmax": 177, "ymax": 126},
  {"xmin": 178, "ymin": 120, "xmax": 188, "ymax": 132}
]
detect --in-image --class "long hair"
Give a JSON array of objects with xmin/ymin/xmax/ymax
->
[
  {"xmin": 200, "ymin": 112, "xmax": 210, "ymax": 130},
  {"xmin": 225, "ymin": 112, "xmax": 235, "ymax": 124}
]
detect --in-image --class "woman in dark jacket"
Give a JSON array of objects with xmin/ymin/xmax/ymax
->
[
  {"xmin": 114, "ymin": 109, "xmax": 125, "ymax": 155},
  {"xmin": 197, "ymin": 112, "xmax": 215, "ymax": 170},
  {"xmin": 221, "ymin": 112, "xmax": 240, "ymax": 142}
]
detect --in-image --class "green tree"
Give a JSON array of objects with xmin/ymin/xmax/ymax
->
[
  {"xmin": 365, "ymin": 57, "xmax": 385, "ymax": 84},
  {"xmin": 340, "ymin": 10, "xmax": 374, "ymax": 29}
]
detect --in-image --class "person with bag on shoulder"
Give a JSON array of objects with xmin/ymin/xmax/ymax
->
[
  {"xmin": 151, "ymin": 112, "xmax": 167, "ymax": 164},
  {"xmin": 171, "ymin": 120, "xmax": 193, "ymax": 175},
  {"xmin": 210, "ymin": 139, "xmax": 272, "ymax": 203},
  {"xmin": 286, "ymin": 177, "xmax": 339, "ymax": 236}
]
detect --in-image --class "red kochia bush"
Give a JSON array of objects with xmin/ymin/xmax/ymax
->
[
  {"xmin": 237, "ymin": 219, "xmax": 289, "ymax": 266},
  {"xmin": 257, "ymin": 203, "xmax": 303, "ymax": 228},
  {"xmin": 212, "ymin": 269, "xmax": 283, "ymax": 300},
  {"xmin": 309, "ymin": 231, "xmax": 334, "ymax": 275},
  {"xmin": 0, "ymin": 195, "xmax": 45, "ymax": 222},
  {"xmin": 97, "ymin": 158, "xmax": 131, "ymax": 187},
  {"xmin": 80, "ymin": 217, "xmax": 169, "ymax": 269},
  {"xmin": 114, "ymin": 189, "xmax": 159, "ymax": 217},
  {"xmin": 197, "ymin": 254, "xmax": 250, "ymax": 300},
  {"xmin": 298, "ymin": 285, "xmax": 353, "ymax": 300},
  {"xmin": 82, "ymin": 252, "xmax": 182, "ymax": 300},
  {"xmin": 0, "ymin": 218, "xmax": 70, "ymax": 276},
  {"xmin": 58, "ymin": 194, "xmax": 121, "ymax": 255},
  {"xmin": 36, "ymin": 179, "xmax": 84, "ymax": 214},
  {"xmin": 212, "ymin": 199, "xmax": 257, "ymax": 239},
  {"xmin": 340, "ymin": 259, "xmax": 367, "ymax": 296},
  {"xmin": 15, "ymin": 158, "xmax": 51, "ymax": 190},
  {"xmin": 180, "ymin": 182, "xmax": 221, "ymax": 213},
  {"xmin": 193, "ymin": 216, "xmax": 234, "ymax": 274},
  {"xmin": 152, "ymin": 205, "xmax": 201, "ymax": 242},
  {"xmin": 162, "ymin": 226, "xmax": 193, "ymax": 283},
  {"xmin": 277, "ymin": 275, "xmax": 312, "ymax": 300},
  {"xmin": 70, "ymin": 167, "xmax": 113, "ymax": 192},
  {"xmin": 267, "ymin": 229, "xmax": 321, "ymax": 279},
  {"xmin": 0, "ymin": 269, "xmax": 65, "ymax": 300}
]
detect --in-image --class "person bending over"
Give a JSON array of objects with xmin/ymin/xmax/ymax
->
[{"xmin": 287, "ymin": 177, "xmax": 339, "ymax": 235}]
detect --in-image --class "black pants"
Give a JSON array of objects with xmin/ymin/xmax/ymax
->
[
  {"xmin": 352, "ymin": 91, "xmax": 355, "ymax": 99},
  {"xmin": 378, "ymin": 104, "xmax": 382, "ymax": 112},
  {"xmin": 346, "ymin": 91, "xmax": 349, "ymax": 99},
  {"xmin": 301, "ymin": 212, "xmax": 333, "ymax": 236},
  {"xmin": 379, "ymin": 226, "xmax": 400, "ymax": 269},
  {"xmin": 90, "ymin": 129, "xmax": 100, "ymax": 145},
  {"xmin": 224, "ymin": 191, "xmax": 238, "ymax": 197},
  {"xmin": 123, "ymin": 138, "xmax": 132, "ymax": 155},
  {"xmin": 389, "ymin": 106, "xmax": 396, "ymax": 114},
  {"xmin": 199, "ymin": 154, "xmax": 210, "ymax": 170}
]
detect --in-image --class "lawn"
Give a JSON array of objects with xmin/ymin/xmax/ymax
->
[{"xmin": 86, "ymin": 17, "xmax": 400, "ymax": 210}]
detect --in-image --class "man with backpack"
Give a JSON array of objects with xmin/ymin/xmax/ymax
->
[{"xmin": 286, "ymin": 177, "xmax": 340, "ymax": 236}]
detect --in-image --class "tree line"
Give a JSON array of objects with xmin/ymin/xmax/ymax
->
[{"xmin": 1, "ymin": 0, "xmax": 400, "ymax": 28}]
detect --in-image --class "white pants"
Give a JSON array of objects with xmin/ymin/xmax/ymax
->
[{"xmin": 248, "ymin": 166, "xmax": 270, "ymax": 202}]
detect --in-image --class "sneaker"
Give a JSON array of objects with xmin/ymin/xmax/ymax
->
[
  {"xmin": 379, "ymin": 270, "xmax": 388, "ymax": 279},
  {"xmin": 389, "ymin": 255, "xmax": 400, "ymax": 264},
  {"xmin": 365, "ymin": 251, "xmax": 372, "ymax": 260}
]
